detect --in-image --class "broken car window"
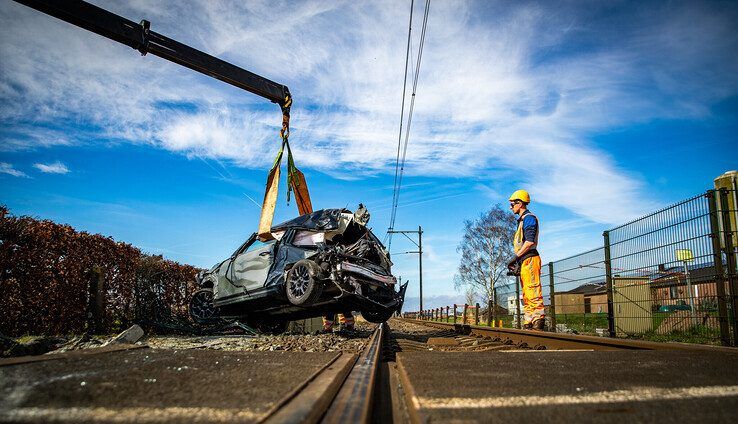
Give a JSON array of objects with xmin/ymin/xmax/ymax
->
[{"xmin": 243, "ymin": 239, "xmax": 275, "ymax": 254}]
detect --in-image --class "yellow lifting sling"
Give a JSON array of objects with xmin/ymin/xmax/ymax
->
[{"xmin": 257, "ymin": 96, "xmax": 313, "ymax": 240}]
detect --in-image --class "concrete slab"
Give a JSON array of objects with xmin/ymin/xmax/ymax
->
[
  {"xmin": 106, "ymin": 324, "xmax": 144, "ymax": 345},
  {"xmin": 0, "ymin": 349, "xmax": 339, "ymax": 423},
  {"xmin": 398, "ymin": 350, "xmax": 738, "ymax": 423}
]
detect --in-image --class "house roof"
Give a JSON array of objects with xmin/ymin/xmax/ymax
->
[
  {"xmin": 562, "ymin": 282, "xmax": 607, "ymax": 295},
  {"xmin": 649, "ymin": 263, "xmax": 717, "ymax": 287}
]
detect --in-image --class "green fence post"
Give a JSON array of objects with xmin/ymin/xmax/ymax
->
[
  {"xmin": 708, "ymin": 190, "xmax": 732, "ymax": 346},
  {"xmin": 475, "ymin": 302, "xmax": 480, "ymax": 325},
  {"xmin": 453, "ymin": 304, "xmax": 457, "ymax": 324},
  {"xmin": 603, "ymin": 230, "xmax": 616, "ymax": 338},
  {"xmin": 548, "ymin": 261, "xmax": 557, "ymax": 333},
  {"xmin": 719, "ymin": 188, "xmax": 738, "ymax": 345}
]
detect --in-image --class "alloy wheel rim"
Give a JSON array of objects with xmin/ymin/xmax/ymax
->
[
  {"xmin": 289, "ymin": 265, "xmax": 311, "ymax": 298},
  {"xmin": 191, "ymin": 291, "xmax": 215, "ymax": 320}
]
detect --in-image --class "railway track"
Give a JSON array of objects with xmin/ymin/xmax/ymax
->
[
  {"xmin": 2, "ymin": 318, "xmax": 736, "ymax": 423},
  {"xmin": 266, "ymin": 317, "xmax": 738, "ymax": 423},
  {"xmin": 393, "ymin": 318, "xmax": 738, "ymax": 352}
]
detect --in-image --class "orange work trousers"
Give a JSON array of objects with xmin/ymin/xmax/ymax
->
[
  {"xmin": 323, "ymin": 312, "xmax": 354, "ymax": 331},
  {"xmin": 520, "ymin": 256, "xmax": 545, "ymax": 325}
]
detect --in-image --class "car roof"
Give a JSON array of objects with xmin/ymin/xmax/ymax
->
[{"xmin": 271, "ymin": 208, "xmax": 352, "ymax": 232}]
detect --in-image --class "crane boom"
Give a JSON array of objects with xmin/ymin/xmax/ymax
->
[
  {"xmin": 14, "ymin": 0, "xmax": 291, "ymax": 107},
  {"xmin": 15, "ymin": 0, "xmax": 312, "ymax": 236}
]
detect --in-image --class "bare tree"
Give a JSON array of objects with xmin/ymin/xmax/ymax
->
[
  {"xmin": 465, "ymin": 286, "xmax": 476, "ymax": 306},
  {"xmin": 454, "ymin": 204, "xmax": 517, "ymax": 309}
]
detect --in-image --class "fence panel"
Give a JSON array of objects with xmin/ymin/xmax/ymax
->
[
  {"xmin": 402, "ymin": 189, "xmax": 738, "ymax": 346},
  {"xmin": 604, "ymin": 191, "xmax": 732, "ymax": 345},
  {"xmin": 549, "ymin": 247, "xmax": 608, "ymax": 335}
]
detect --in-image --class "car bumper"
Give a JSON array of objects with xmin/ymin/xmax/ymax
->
[{"xmin": 338, "ymin": 281, "xmax": 408, "ymax": 313}]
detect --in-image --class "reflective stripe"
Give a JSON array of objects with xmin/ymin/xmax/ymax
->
[
  {"xmin": 322, "ymin": 316, "xmax": 334, "ymax": 330},
  {"xmin": 339, "ymin": 313, "xmax": 354, "ymax": 324},
  {"xmin": 514, "ymin": 211, "xmax": 539, "ymax": 254}
]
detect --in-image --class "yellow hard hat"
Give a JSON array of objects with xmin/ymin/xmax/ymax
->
[{"xmin": 509, "ymin": 189, "xmax": 530, "ymax": 204}]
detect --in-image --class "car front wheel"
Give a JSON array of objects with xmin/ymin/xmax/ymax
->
[
  {"xmin": 189, "ymin": 288, "xmax": 216, "ymax": 324},
  {"xmin": 285, "ymin": 259, "xmax": 323, "ymax": 306}
]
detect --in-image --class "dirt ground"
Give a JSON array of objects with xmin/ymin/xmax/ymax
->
[
  {"xmin": 143, "ymin": 321, "xmax": 376, "ymax": 353},
  {"xmin": 2, "ymin": 320, "xmax": 377, "ymax": 358}
]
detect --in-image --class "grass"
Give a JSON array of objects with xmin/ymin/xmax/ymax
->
[
  {"xmin": 555, "ymin": 313, "xmax": 609, "ymax": 334},
  {"xmin": 633, "ymin": 326, "xmax": 723, "ymax": 345}
]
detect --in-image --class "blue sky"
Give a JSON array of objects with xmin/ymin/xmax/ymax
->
[{"xmin": 1, "ymin": 0, "xmax": 737, "ymax": 309}]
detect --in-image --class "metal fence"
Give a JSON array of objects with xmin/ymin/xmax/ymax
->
[{"xmin": 406, "ymin": 188, "xmax": 738, "ymax": 346}]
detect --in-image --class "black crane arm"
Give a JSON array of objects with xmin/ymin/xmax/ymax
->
[{"xmin": 14, "ymin": 0, "xmax": 291, "ymax": 108}]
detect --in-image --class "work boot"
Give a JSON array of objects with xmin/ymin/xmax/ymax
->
[
  {"xmin": 523, "ymin": 322, "xmax": 533, "ymax": 330},
  {"xmin": 532, "ymin": 318, "xmax": 546, "ymax": 331}
]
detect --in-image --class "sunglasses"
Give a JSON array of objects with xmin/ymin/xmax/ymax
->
[{"xmin": 509, "ymin": 201, "xmax": 521, "ymax": 207}]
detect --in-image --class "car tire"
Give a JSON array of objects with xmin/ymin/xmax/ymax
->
[
  {"xmin": 360, "ymin": 309, "xmax": 395, "ymax": 324},
  {"xmin": 189, "ymin": 288, "xmax": 216, "ymax": 324},
  {"xmin": 285, "ymin": 259, "xmax": 323, "ymax": 306}
]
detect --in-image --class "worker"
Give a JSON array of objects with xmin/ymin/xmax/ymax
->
[
  {"xmin": 507, "ymin": 189, "xmax": 545, "ymax": 331},
  {"xmin": 322, "ymin": 312, "xmax": 355, "ymax": 333}
]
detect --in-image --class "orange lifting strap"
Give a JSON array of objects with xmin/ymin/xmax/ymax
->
[{"xmin": 257, "ymin": 97, "xmax": 313, "ymax": 240}]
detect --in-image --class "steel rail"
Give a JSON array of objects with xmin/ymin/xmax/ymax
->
[
  {"xmin": 395, "ymin": 354, "xmax": 424, "ymax": 424},
  {"xmin": 321, "ymin": 322, "xmax": 384, "ymax": 423},
  {"xmin": 398, "ymin": 318, "xmax": 738, "ymax": 352},
  {"xmin": 261, "ymin": 353, "xmax": 356, "ymax": 424},
  {"xmin": 0, "ymin": 343, "xmax": 147, "ymax": 367},
  {"xmin": 261, "ymin": 323, "xmax": 385, "ymax": 424}
]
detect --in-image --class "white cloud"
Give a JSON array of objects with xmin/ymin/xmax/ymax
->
[
  {"xmin": 1, "ymin": 1, "xmax": 736, "ymax": 224},
  {"xmin": 0, "ymin": 162, "xmax": 28, "ymax": 178},
  {"xmin": 33, "ymin": 161, "xmax": 69, "ymax": 174}
]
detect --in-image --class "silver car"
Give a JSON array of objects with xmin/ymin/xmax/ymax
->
[{"xmin": 189, "ymin": 206, "xmax": 407, "ymax": 333}]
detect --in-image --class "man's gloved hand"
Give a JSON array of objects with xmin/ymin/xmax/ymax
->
[{"xmin": 506, "ymin": 256, "xmax": 520, "ymax": 276}]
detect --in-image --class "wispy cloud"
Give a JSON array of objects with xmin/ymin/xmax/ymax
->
[
  {"xmin": 1, "ymin": 0, "xmax": 736, "ymax": 224},
  {"xmin": 33, "ymin": 161, "xmax": 69, "ymax": 174},
  {"xmin": 0, "ymin": 162, "xmax": 28, "ymax": 178}
]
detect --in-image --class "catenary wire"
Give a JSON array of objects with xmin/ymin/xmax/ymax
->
[
  {"xmin": 386, "ymin": 0, "xmax": 415, "ymax": 246},
  {"xmin": 387, "ymin": 0, "xmax": 430, "ymax": 250}
]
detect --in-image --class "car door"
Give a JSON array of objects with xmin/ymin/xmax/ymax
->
[{"xmin": 231, "ymin": 239, "xmax": 276, "ymax": 292}]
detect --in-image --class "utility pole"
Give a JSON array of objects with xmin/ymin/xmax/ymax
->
[
  {"xmin": 418, "ymin": 226, "xmax": 423, "ymax": 313},
  {"xmin": 388, "ymin": 226, "xmax": 424, "ymax": 312}
]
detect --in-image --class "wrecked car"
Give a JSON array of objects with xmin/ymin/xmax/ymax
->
[{"xmin": 189, "ymin": 205, "xmax": 407, "ymax": 333}]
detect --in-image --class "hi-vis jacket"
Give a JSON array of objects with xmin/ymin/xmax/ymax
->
[{"xmin": 513, "ymin": 210, "xmax": 539, "ymax": 257}]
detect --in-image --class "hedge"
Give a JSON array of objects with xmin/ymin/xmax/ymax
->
[{"xmin": 0, "ymin": 206, "xmax": 201, "ymax": 336}]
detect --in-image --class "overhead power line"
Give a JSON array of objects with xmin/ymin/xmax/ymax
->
[
  {"xmin": 386, "ymin": 0, "xmax": 431, "ymax": 251},
  {"xmin": 388, "ymin": 0, "xmax": 414, "ymax": 247}
]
